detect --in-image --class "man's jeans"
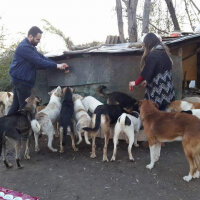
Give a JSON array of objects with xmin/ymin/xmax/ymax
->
[{"xmin": 8, "ymin": 82, "xmax": 31, "ymax": 115}]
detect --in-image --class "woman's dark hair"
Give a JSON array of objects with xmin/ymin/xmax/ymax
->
[
  {"xmin": 28, "ymin": 26, "xmax": 43, "ymax": 37},
  {"xmin": 140, "ymin": 32, "xmax": 172, "ymax": 70}
]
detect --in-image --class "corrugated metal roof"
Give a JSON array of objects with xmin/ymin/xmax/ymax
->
[{"xmin": 48, "ymin": 33, "xmax": 200, "ymax": 58}]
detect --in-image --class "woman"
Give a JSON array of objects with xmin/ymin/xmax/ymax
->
[{"xmin": 129, "ymin": 33, "xmax": 175, "ymax": 110}]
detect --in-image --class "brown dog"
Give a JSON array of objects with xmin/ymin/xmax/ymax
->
[{"xmin": 139, "ymin": 99, "xmax": 200, "ymax": 182}]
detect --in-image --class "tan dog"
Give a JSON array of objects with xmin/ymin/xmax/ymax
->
[
  {"xmin": 166, "ymin": 100, "xmax": 200, "ymax": 112},
  {"xmin": 0, "ymin": 92, "xmax": 13, "ymax": 116},
  {"xmin": 72, "ymin": 94, "xmax": 91, "ymax": 145},
  {"xmin": 140, "ymin": 99, "xmax": 200, "ymax": 182}
]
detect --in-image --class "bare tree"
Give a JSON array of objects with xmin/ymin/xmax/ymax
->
[
  {"xmin": 165, "ymin": 0, "xmax": 181, "ymax": 31},
  {"xmin": 184, "ymin": 0, "xmax": 194, "ymax": 31},
  {"xmin": 116, "ymin": 0, "xmax": 125, "ymax": 42},
  {"xmin": 189, "ymin": 0, "xmax": 200, "ymax": 14},
  {"xmin": 142, "ymin": 0, "xmax": 151, "ymax": 35}
]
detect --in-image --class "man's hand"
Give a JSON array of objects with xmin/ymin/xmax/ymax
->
[
  {"xmin": 129, "ymin": 81, "xmax": 135, "ymax": 91},
  {"xmin": 57, "ymin": 63, "xmax": 69, "ymax": 73}
]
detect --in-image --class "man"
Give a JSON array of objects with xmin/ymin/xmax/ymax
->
[{"xmin": 8, "ymin": 26, "xmax": 69, "ymax": 114}]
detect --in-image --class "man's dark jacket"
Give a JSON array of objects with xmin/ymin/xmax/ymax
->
[{"xmin": 10, "ymin": 38, "xmax": 57, "ymax": 88}]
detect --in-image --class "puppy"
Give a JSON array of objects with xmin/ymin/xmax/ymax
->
[
  {"xmin": 83, "ymin": 104, "xmax": 127, "ymax": 162},
  {"xmin": 72, "ymin": 94, "xmax": 91, "ymax": 145},
  {"xmin": 97, "ymin": 85, "xmax": 139, "ymax": 112},
  {"xmin": 140, "ymin": 99, "xmax": 200, "ymax": 182},
  {"xmin": 32, "ymin": 86, "xmax": 62, "ymax": 152},
  {"xmin": 0, "ymin": 92, "xmax": 13, "ymax": 116},
  {"xmin": 111, "ymin": 111, "xmax": 141, "ymax": 161},
  {"xmin": 82, "ymin": 96, "xmax": 103, "ymax": 113},
  {"xmin": 0, "ymin": 96, "xmax": 41, "ymax": 168},
  {"xmin": 58, "ymin": 87, "xmax": 78, "ymax": 153},
  {"xmin": 166, "ymin": 100, "xmax": 200, "ymax": 112}
]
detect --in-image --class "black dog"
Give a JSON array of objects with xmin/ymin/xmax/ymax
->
[
  {"xmin": 97, "ymin": 85, "xmax": 139, "ymax": 112},
  {"xmin": 58, "ymin": 87, "xmax": 77, "ymax": 153},
  {"xmin": 83, "ymin": 104, "xmax": 128, "ymax": 161},
  {"xmin": 0, "ymin": 96, "xmax": 41, "ymax": 169}
]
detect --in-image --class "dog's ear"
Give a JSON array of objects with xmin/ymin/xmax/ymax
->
[
  {"xmin": 138, "ymin": 100, "xmax": 143, "ymax": 108},
  {"xmin": 70, "ymin": 87, "xmax": 74, "ymax": 93},
  {"xmin": 7, "ymin": 92, "xmax": 11, "ymax": 98},
  {"xmin": 62, "ymin": 87, "xmax": 67, "ymax": 94},
  {"xmin": 25, "ymin": 97, "xmax": 30, "ymax": 103}
]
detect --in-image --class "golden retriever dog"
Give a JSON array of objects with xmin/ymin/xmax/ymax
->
[{"xmin": 140, "ymin": 99, "xmax": 200, "ymax": 182}]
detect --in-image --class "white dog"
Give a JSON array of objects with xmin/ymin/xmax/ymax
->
[
  {"xmin": 0, "ymin": 92, "xmax": 13, "ymax": 116},
  {"xmin": 31, "ymin": 86, "xmax": 62, "ymax": 152},
  {"xmin": 73, "ymin": 94, "xmax": 91, "ymax": 145},
  {"xmin": 111, "ymin": 111, "xmax": 141, "ymax": 161},
  {"xmin": 82, "ymin": 96, "xmax": 103, "ymax": 113}
]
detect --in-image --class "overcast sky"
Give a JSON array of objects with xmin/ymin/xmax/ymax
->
[
  {"xmin": 0, "ymin": 0, "xmax": 118, "ymax": 53},
  {"xmin": 1, "ymin": 0, "xmax": 200, "ymax": 54}
]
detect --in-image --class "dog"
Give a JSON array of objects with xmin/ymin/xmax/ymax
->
[
  {"xmin": 181, "ymin": 109, "xmax": 200, "ymax": 119},
  {"xmin": 82, "ymin": 96, "xmax": 103, "ymax": 113},
  {"xmin": 31, "ymin": 86, "xmax": 63, "ymax": 152},
  {"xmin": 97, "ymin": 85, "xmax": 139, "ymax": 112},
  {"xmin": 0, "ymin": 96, "xmax": 41, "ymax": 169},
  {"xmin": 166, "ymin": 100, "xmax": 200, "ymax": 112},
  {"xmin": 111, "ymin": 111, "xmax": 141, "ymax": 162},
  {"xmin": 83, "ymin": 104, "xmax": 127, "ymax": 161},
  {"xmin": 72, "ymin": 94, "xmax": 91, "ymax": 145},
  {"xmin": 58, "ymin": 87, "xmax": 78, "ymax": 153},
  {"xmin": 0, "ymin": 92, "xmax": 13, "ymax": 116},
  {"xmin": 139, "ymin": 99, "xmax": 200, "ymax": 182}
]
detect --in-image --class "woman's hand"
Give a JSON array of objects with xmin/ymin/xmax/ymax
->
[
  {"xmin": 129, "ymin": 81, "xmax": 136, "ymax": 91},
  {"xmin": 140, "ymin": 80, "xmax": 147, "ymax": 87}
]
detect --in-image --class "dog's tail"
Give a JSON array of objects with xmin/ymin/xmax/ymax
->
[
  {"xmin": 97, "ymin": 85, "xmax": 110, "ymax": 97},
  {"xmin": 83, "ymin": 113, "xmax": 101, "ymax": 132},
  {"xmin": 118, "ymin": 113, "xmax": 131, "ymax": 127},
  {"xmin": 31, "ymin": 119, "xmax": 41, "ymax": 134}
]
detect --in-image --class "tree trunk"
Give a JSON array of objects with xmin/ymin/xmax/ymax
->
[
  {"xmin": 165, "ymin": 0, "xmax": 181, "ymax": 31},
  {"xmin": 127, "ymin": 0, "xmax": 139, "ymax": 42},
  {"xmin": 116, "ymin": 0, "xmax": 125, "ymax": 43},
  {"xmin": 142, "ymin": 0, "xmax": 151, "ymax": 35}
]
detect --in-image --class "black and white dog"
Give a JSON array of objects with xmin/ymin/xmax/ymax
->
[
  {"xmin": 0, "ymin": 96, "xmax": 41, "ymax": 169},
  {"xmin": 58, "ymin": 87, "xmax": 78, "ymax": 153},
  {"xmin": 97, "ymin": 85, "xmax": 139, "ymax": 112},
  {"xmin": 83, "ymin": 104, "xmax": 128, "ymax": 161},
  {"xmin": 111, "ymin": 111, "xmax": 142, "ymax": 162}
]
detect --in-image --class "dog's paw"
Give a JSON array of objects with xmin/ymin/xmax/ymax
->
[
  {"xmin": 51, "ymin": 148, "xmax": 58, "ymax": 152},
  {"xmin": 129, "ymin": 157, "xmax": 134, "ymax": 162},
  {"xmin": 24, "ymin": 154, "xmax": 31, "ymax": 160},
  {"xmin": 76, "ymin": 140, "xmax": 82, "ymax": 145},
  {"xmin": 73, "ymin": 147, "xmax": 79, "ymax": 152},
  {"xmin": 183, "ymin": 174, "xmax": 192, "ymax": 182},
  {"xmin": 5, "ymin": 162, "xmax": 13, "ymax": 169},
  {"xmin": 59, "ymin": 149, "xmax": 64, "ymax": 153},
  {"xmin": 146, "ymin": 163, "xmax": 154, "ymax": 170},
  {"xmin": 193, "ymin": 171, "xmax": 200, "ymax": 179},
  {"xmin": 90, "ymin": 153, "xmax": 96, "ymax": 159},
  {"xmin": 110, "ymin": 156, "xmax": 116, "ymax": 162},
  {"xmin": 86, "ymin": 141, "xmax": 91, "ymax": 145},
  {"xmin": 134, "ymin": 143, "xmax": 139, "ymax": 147},
  {"xmin": 35, "ymin": 146, "xmax": 40, "ymax": 152},
  {"xmin": 103, "ymin": 156, "xmax": 109, "ymax": 162}
]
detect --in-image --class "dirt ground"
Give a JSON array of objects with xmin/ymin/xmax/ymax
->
[{"xmin": 0, "ymin": 136, "xmax": 200, "ymax": 200}]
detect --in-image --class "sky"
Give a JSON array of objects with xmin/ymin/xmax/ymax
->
[
  {"xmin": 0, "ymin": 0, "xmax": 200, "ymax": 54},
  {"xmin": 0, "ymin": 0, "xmax": 118, "ymax": 54}
]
